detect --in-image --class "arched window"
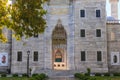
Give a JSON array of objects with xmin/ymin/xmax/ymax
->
[
  {"xmin": 111, "ymin": 52, "xmax": 120, "ymax": 65},
  {"xmin": 55, "ymin": 50, "xmax": 62, "ymax": 62},
  {"xmin": 113, "ymin": 55, "xmax": 117, "ymax": 63}
]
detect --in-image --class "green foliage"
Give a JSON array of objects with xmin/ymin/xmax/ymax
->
[
  {"xmin": 22, "ymin": 73, "xmax": 28, "ymax": 77},
  {"xmin": 32, "ymin": 73, "xmax": 39, "ymax": 77},
  {"xmin": 95, "ymin": 73, "xmax": 101, "ymax": 76},
  {"xmin": 74, "ymin": 73, "xmax": 84, "ymax": 79},
  {"xmin": 87, "ymin": 68, "xmax": 91, "ymax": 74},
  {"xmin": 74, "ymin": 73, "xmax": 83, "ymax": 78},
  {"xmin": 1, "ymin": 73, "xmax": 7, "ymax": 77},
  {"xmin": 1, "ymin": 77, "xmax": 120, "ymax": 80},
  {"xmin": 0, "ymin": 0, "xmax": 47, "ymax": 42},
  {"xmin": 12, "ymin": 73, "xmax": 18, "ymax": 77},
  {"xmin": 85, "ymin": 73, "xmax": 90, "ymax": 76},
  {"xmin": 104, "ymin": 73, "xmax": 110, "ymax": 76},
  {"xmin": 0, "ymin": 77, "xmax": 29, "ymax": 80},
  {"xmin": 113, "ymin": 73, "xmax": 120, "ymax": 76},
  {"xmin": 74, "ymin": 73, "xmax": 96, "ymax": 80},
  {"xmin": 29, "ymin": 77, "xmax": 35, "ymax": 80},
  {"xmin": 89, "ymin": 77, "xmax": 97, "ymax": 80},
  {"xmin": 10, "ymin": 0, "xmax": 47, "ymax": 38},
  {"xmin": 40, "ymin": 73, "xmax": 48, "ymax": 78},
  {"xmin": 85, "ymin": 68, "xmax": 91, "ymax": 76},
  {"xmin": 0, "ymin": 0, "xmax": 10, "ymax": 42},
  {"xmin": 31, "ymin": 73, "xmax": 47, "ymax": 80}
]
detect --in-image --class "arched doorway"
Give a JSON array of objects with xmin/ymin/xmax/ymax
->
[{"xmin": 52, "ymin": 20, "xmax": 67, "ymax": 70}]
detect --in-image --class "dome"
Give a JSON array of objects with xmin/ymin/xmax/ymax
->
[{"xmin": 107, "ymin": 16, "xmax": 116, "ymax": 21}]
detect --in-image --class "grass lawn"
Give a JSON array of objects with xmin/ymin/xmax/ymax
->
[
  {"xmin": 0, "ymin": 77, "xmax": 29, "ymax": 80},
  {"xmin": 0, "ymin": 77, "xmax": 120, "ymax": 80},
  {"xmin": 90, "ymin": 76, "xmax": 120, "ymax": 80}
]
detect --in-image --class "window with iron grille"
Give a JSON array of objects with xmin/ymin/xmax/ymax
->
[
  {"xmin": 80, "ymin": 10, "xmax": 85, "ymax": 17},
  {"xmin": 96, "ymin": 10, "xmax": 101, "ymax": 17},
  {"xmin": 97, "ymin": 51, "xmax": 102, "ymax": 61},
  {"xmin": 80, "ymin": 29, "xmax": 85, "ymax": 37},
  {"xmin": 81, "ymin": 51, "xmax": 86, "ymax": 61},
  {"xmin": 17, "ymin": 51, "xmax": 22, "ymax": 61},
  {"xmin": 96, "ymin": 29, "xmax": 101, "ymax": 37},
  {"xmin": 34, "ymin": 51, "xmax": 38, "ymax": 61}
]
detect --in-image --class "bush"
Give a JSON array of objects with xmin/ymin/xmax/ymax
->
[
  {"xmin": 95, "ymin": 73, "xmax": 101, "ymax": 76},
  {"xmin": 1, "ymin": 73, "xmax": 7, "ymax": 77},
  {"xmin": 22, "ymin": 73, "xmax": 28, "ymax": 77},
  {"xmin": 74, "ymin": 73, "xmax": 96, "ymax": 80},
  {"xmin": 81, "ymin": 76, "xmax": 90, "ymax": 80},
  {"xmin": 85, "ymin": 73, "xmax": 90, "ymax": 76},
  {"xmin": 74, "ymin": 73, "xmax": 90, "ymax": 80},
  {"xmin": 87, "ymin": 68, "xmax": 91, "ymax": 76},
  {"xmin": 84, "ymin": 68, "xmax": 91, "ymax": 76},
  {"xmin": 114, "ymin": 73, "xmax": 120, "ymax": 76},
  {"xmin": 74, "ymin": 73, "xmax": 80, "ymax": 78},
  {"xmin": 40, "ymin": 73, "xmax": 48, "ymax": 78},
  {"xmin": 32, "ymin": 73, "xmax": 47, "ymax": 80},
  {"xmin": 32, "ymin": 73, "xmax": 38, "ymax": 77},
  {"xmin": 104, "ymin": 73, "xmax": 110, "ymax": 76},
  {"xmin": 29, "ymin": 77, "xmax": 35, "ymax": 80},
  {"xmin": 13, "ymin": 74, "xmax": 18, "ymax": 77},
  {"xmin": 74, "ymin": 73, "xmax": 84, "ymax": 78}
]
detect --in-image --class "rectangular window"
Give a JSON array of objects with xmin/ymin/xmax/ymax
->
[
  {"xmin": 80, "ymin": 29, "xmax": 85, "ymax": 37},
  {"xmin": 96, "ymin": 10, "xmax": 101, "ymax": 17},
  {"xmin": 80, "ymin": 10, "xmax": 85, "ymax": 17},
  {"xmin": 17, "ymin": 51, "xmax": 22, "ymax": 61},
  {"xmin": 34, "ymin": 51, "xmax": 38, "ymax": 61},
  {"xmin": 97, "ymin": 51, "xmax": 102, "ymax": 61},
  {"xmin": 81, "ymin": 51, "xmax": 86, "ymax": 61},
  {"xmin": 96, "ymin": 29, "xmax": 101, "ymax": 37}
]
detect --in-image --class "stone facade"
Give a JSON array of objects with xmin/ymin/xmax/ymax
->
[
  {"xmin": 0, "ymin": 0, "xmax": 120, "ymax": 74},
  {"xmin": 107, "ymin": 22, "xmax": 120, "ymax": 73},
  {"xmin": 74, "ymin": 0, "xmax": 108, "ymax": 73}
]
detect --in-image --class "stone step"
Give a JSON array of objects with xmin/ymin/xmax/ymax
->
[
  {"xmin": 34, "ymin": 70, "xmax": 77, "ymax": 77},
  {"xmin": 48, "ymin": 77, "xmax": 75, "ymax": 80}
]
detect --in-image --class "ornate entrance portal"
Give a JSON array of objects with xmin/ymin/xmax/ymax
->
[{"xmin": 52, "ymin": 20, "xmax": 67, "ymax": 70}]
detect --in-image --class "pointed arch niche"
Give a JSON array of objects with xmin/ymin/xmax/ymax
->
[{"xmin": 52, "ymin": 19, "xmax": 67, "ymax": 70}]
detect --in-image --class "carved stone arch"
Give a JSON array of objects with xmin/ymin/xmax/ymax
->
[
  {"xmin": 55, "ymin": 49, "xmax": 62, "ymax": 62},
  {"xmin": 52, "ymin": 19, "xmax": 67, "ymax": 45},
  {"xmin": 52, "ymin": 19, "xmax": 67, "ymax": 70}
]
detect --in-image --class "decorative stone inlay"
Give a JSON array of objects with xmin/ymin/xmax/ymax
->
[{"xmin": 50, "ymin": 8, "xmax": 69, "ymax": 15}]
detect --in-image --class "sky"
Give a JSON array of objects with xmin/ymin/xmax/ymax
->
[{"xmin": 106, "ymin": 0, "xmax": 120, "ymax": 19}]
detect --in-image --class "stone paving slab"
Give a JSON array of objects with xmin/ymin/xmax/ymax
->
[{"xmin": 48, "ymin": 77, "xmax": 76, "ymax": 80}]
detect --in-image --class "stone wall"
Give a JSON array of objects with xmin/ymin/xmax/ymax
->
[
  {"xmin": 44, "ymin": 0, "xmax": 75, "ymax": 70},
  {"xmin": 11, "ymin": 34, "xmax": 45, "ymax": 74},
  {"xmin": 107, "ymin": 23, "xmax": 120, "ymax": 73},
  {"xmin": 9, "ymin": 0, "xmax": 110, "ymax": 74},
  {"xmin": 0, "ymin": 29, "xmax": 12, "ymax": 73},
  {"xmin": 74, "ymin": 0, "xmax": 108, "ymax": 73}
]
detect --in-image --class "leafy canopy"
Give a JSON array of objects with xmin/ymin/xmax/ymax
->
[
  {"xmin": 0, "ymin": 0, "xmax": 47, "ymax": 42},
  {"xmin": 0, "ymin": 0, "xmax": 10, "ymax": 42}
]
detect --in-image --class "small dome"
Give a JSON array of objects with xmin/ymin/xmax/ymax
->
[{"xmin": 107, "ymin": 16, "xmax": 116, "ymax": 21}]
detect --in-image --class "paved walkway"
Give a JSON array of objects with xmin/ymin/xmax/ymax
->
[{"xmin": 48, "ymin": 77, "xmax": 76, "ymax": 80}]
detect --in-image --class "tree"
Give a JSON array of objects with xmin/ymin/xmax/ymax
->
[
  {"xmin": 0, "ymin": 0, "xmax": 10, "ymax": 42},
  {"xmin": 0, "ymin": 0, "xmax": 47, "ymax": 42},
  {"xmin": 10, "ymin": 0, "xmax": 47, "ymax": 39}
]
